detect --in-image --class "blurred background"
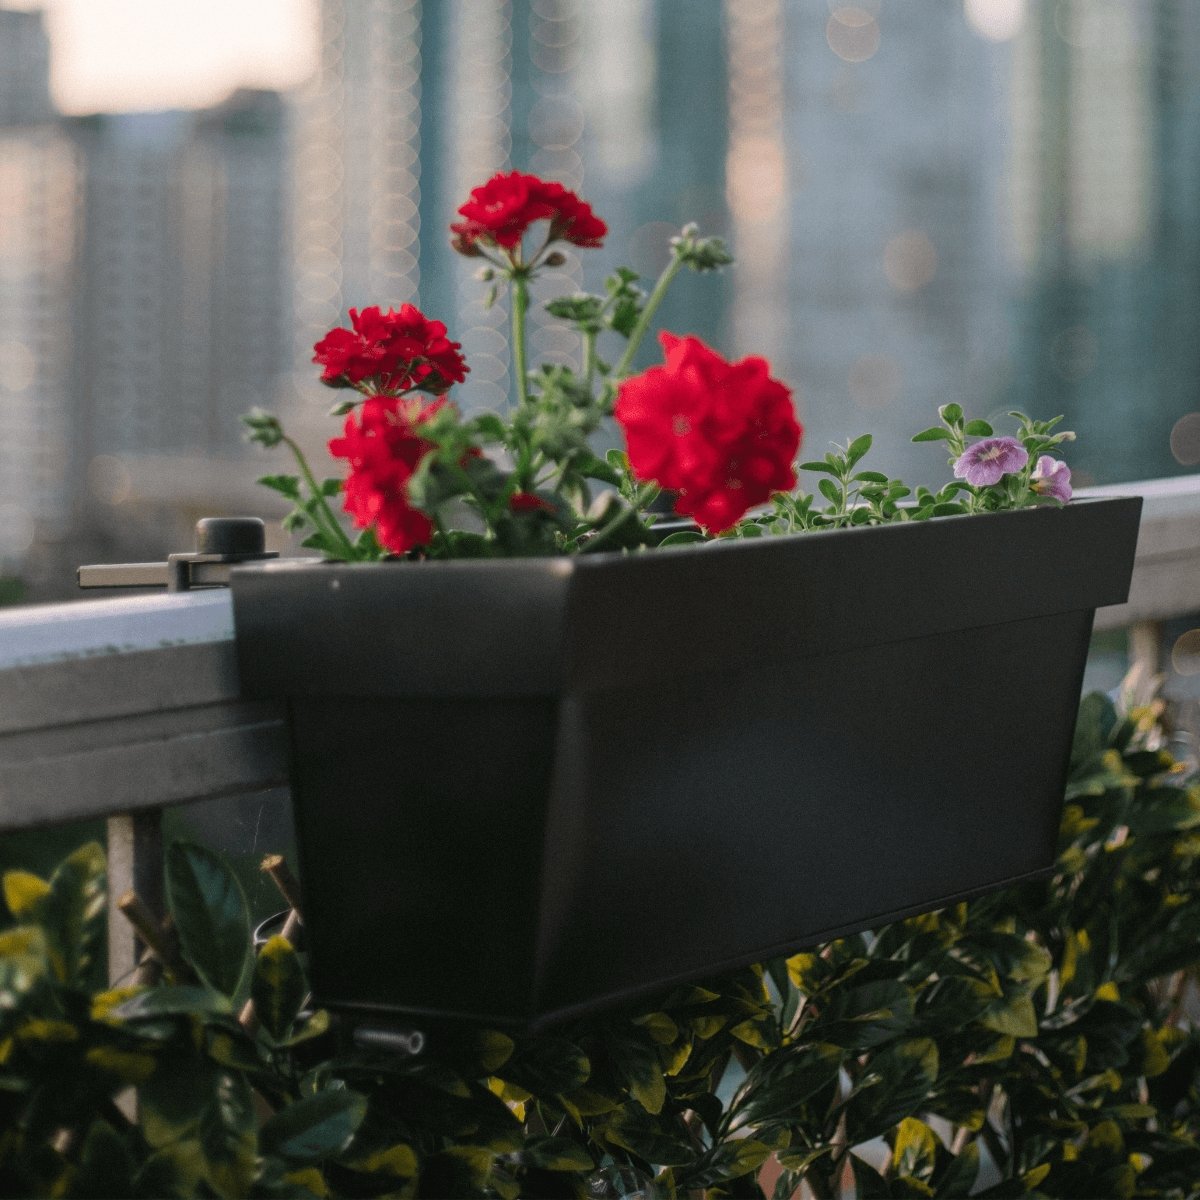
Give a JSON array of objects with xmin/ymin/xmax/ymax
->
[{"xmin": 1, "ymin": 0, "xmax": 1199, "ymax": 603}]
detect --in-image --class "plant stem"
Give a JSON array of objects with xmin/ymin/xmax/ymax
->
[
  {"xmin": 282, "ymin": 435, "xmax": 358, "ymax": 560},
  {"xmin": 582, "ymin": 328, "xmax": 597, "ymax": 392},
  {"xmin": 510, "ymin": 271, "xmax": 531, "ymax": 409},
  {"xmin": 614, "ymin": 252, "xmax": 685, "ymax": 378}
]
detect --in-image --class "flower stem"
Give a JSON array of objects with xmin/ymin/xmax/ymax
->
[
  {"xmin": 582, "ymin": 329, "xmax": 597, "ymax": 391},
  {"xmin": 614, "ymin": 253, "xmax": 685, "ymax": 378},
  {"xmin": 282, "ymin": 434, "xmax": 358, "ymax": 560},
  {"xmin": 510, "ymin": 271, "xmax": 531, "ymax": 409}
]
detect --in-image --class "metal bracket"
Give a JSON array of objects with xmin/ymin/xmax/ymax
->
[{"xmin": 78, "ymin": 517, "xmax": 278, "ymax": 592}]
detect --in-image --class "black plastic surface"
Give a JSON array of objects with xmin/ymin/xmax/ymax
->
[{"xmin": 231, "ymin": 497, "xmax": 1142, "ymax": 1029}]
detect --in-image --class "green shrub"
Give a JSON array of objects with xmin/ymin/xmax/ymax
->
[{"xmin": 1, "ymin": 690, "xmax": 1199, "ymax": 1198}]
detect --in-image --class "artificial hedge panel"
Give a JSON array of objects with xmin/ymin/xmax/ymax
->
[{"xmin": 1, "ymin": 690, "xmax": 1199, "ymax": 1199}]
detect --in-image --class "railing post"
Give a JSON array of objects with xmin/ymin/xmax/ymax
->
[
  {"xmin": 106, "ymin": 811, "xmax": 164, "ymax": 985},
  {"xmin": 1128, "ymin": 620, "xmax": 1163, "ymax": 677}
]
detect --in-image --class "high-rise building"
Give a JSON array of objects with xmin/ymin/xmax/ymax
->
[
  {"xmin": 0, "ymin": 9, "xmax": 53, "ymax": 125},
  {"xmin": 0, "ymin": 8, "xmax": 79, "ymax": 575},
  {"xmin": 1011, "ymin": 0, "xmax": 1200, "ymax": 485},
  {"xmin": 290, "ymin": 0, "xmax": 730, "ymax": 431},
  {"xmin": 780, "ymin": 4, "xmax": 1012, "ymax": 486},
  {"xmin": 68, "ymin": 90, "xmax": 290, "ymax": 461}
]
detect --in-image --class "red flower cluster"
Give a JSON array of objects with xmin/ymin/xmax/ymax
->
[
  {"xmin": 614, "ymin": 334, "xmax": 802, "ymax": 534},
  {"xmin": 313, "ymin": 305, "xmax": 468, "ymax": 395},
  {"xmin": 328, "ymin": 396, "xmax": 438, "ymax": 555},
  {"xmin": 451, "ymin": 171, "xmax": 607, "ymax": 255}
]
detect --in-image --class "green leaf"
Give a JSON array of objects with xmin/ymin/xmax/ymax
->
[
  {"xmin": 853, "ymin": 470, "xmax": 889, "ymax": 484},
  {"xmin": 544, "ymin": 293, "xmax": 605, "ymax": 324},
  {"xmin": 799, "ymin": 460, "xmax": 841, "ymax": 476},
  {"xmin": 911, "ymin": 427, "xmax": 951, "ymax": 443},
  {"xmin": 499, "ymin": 1036, "xmax": 590, "ymax": 1096},
  {"xmin": 605, "ymin": 448, "xmax": 631, "ymax": 476},
  {"xmin": 736, "ymin": 1042, "xmax": 843, "ymax": 1125},
  {"xmin": 607, "ymin": 1034, "xmax": 666, "ymax": 1114},
  {"xmin": 846, "ymin": 433, "xmax": 873, "ymax": 467},
  {"xmin": 260, "ymin": 1090, "xmax": 368, "ymax": 1165},
  {"xmin": 963, "ymin": 419, "xmax": 994, "ymax": 436},
  {"xmin": 3, "ymin": 869, "xmax": 49, "ymax": 919},
  {"xmin": 934, "ymin": 1142, "xmax": 980, "ymax": 1197},
  {"xmin": 657, "ymin": 530, "xmax": 706, "ymax": 547},
  {"xmin": 252, "ymin": 934, "xmax": 306, "ymax": 1042},
  {"xmin": 609, "ymin": 296, "xmax": 642, "ymax": 337},
  {"xmin": 818, "ymin": 479, "xmax": 842, "ymax": 506},
  {"xmin": 165, "ymin": 842, "xmax": 252, "ymax": 1000},
  {"xmin": 257, "ymin": 474, "xmax": 302, "ymax": 501},
  {"xmin": 115, "ymin": 985, "xmax": 233, "ymax": 1021},
  {"xmin": 572, "ymin": 451, "xmax": 621, "ymax": 486},
  {"xmin": 979, "ymin": 992, "xmax": 1038, "ymax": 1038},
  {"xmin": 522, "ymin": 1136, "xmax": 594, "ymax": 1172},
  {"xmin": 320, "ymin": 477, "xmax": 342, "ymax": 497},
  {"xmin": 817, "ymin": 979, "xmax": 916, "ymax": 1049},
  {"xmin": 938, "ymin": 403, "xmax": 963, "ymax": 425},
  {"xmin": 603, "ymin": 1105, "xmax": 695, "ymax": 1167},
  {"xmin": 74, "ymin": 1119, "xmax": 138, "ymax": 1199},
  {"xmin": 846, "ymin": 1038, "xmax": 939, "ymax": 1142},
  {"xmin": 41, "ymin": 842, "xmax": 107, "ymax": 986},
  {"xmin": 849, "ymin": 1154, "xmax": 892, "ymax": 1198},
  {"xmin": 470, "ymin": 412, "xmax": 508, "ymax": 443}
]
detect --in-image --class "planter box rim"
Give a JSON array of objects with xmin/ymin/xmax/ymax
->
[{"xmin": 235, "ymin": 495, "xmax": 1139, "ymax": 581}]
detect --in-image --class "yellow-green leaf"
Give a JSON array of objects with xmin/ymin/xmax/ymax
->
[
  {"xmin": 632, "ymin": 1012, "xmax": 678, "ymax": 1045},
  {"xmin": 3, "ymin": 870, "xmax": 49, "ymax": 918},
  {"xmin": 352, "ymin": 1144, "xmax": 417, "ymax": 1178},
  {"xmin": 476, "ymin": 1029, "xmax": 515, "ymax": 1073},
  {"xmin": 85, "ymin": 1046, "xmax": 156, "ymax": 1084}
]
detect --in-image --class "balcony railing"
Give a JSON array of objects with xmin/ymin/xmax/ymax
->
[{"xmin": 1, "ymin": 477, "xmax": 1198, "ymax": 984}]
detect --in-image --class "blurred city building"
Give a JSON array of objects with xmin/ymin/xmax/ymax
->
[{"xmin": 1, "ymin": 0, "xmax": 1200, "ymax": 600}]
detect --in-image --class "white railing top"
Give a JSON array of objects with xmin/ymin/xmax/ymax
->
[{"xmin": 0, "ymin": 588, "xmax": 234, "ymax": 670}]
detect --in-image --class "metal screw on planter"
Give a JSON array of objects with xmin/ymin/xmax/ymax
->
[
  {"xmin": 77, "ymin": 516, "xmax": 278, "ymax": 592},
  {"xmin": 352, "ymin": 1025, "xmax": 426, "ymax": 1057}
]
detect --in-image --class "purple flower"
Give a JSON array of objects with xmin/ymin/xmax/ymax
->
[
  {"xmin": 1031, "ymin": 454, "xmax": 1072, "ymax": 502},
  {"xmin": 952, "ymin": 436, "xmax": 1029, "ymax": 486}
]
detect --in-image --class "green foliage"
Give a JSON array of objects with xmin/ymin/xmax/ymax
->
[
  {"xmin": 745, "ymin": 407, "xmax": 1074, "ymax": 540},
  {"xmin": 2, "ymin": 692, "xmax": 1200, "ymax": 1197}
]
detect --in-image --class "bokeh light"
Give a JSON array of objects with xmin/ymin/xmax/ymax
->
[
  {"xmin": 963, "ymin": 0, "xmax": 1026, "ymax": 43},
  {"xmin": 0, "ymin": 341, "xmax": 35, "ymax": 392},
  {"xmin": 86, "ymin": 455, "xmax": 132, "ymax": 506},
  {"xmin": 883, "ymin": 231, "xmax": 938, "ymax": 292},
  {"xmin": 826, "ymin": 8, "xmax": 881, "ymax": 63},
  {"xmin": 1171, "ymin": 629, "xmax": 1200, "ymax": 677},
  {"xmin": 849, "ymin": 355, "xmax": 902, "ymax": 410},
  {"xmin": 1169, "ymin": 413, "xmax": 1200, "ymax": 466}
]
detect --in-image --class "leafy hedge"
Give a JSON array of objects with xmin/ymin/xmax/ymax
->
[{"xmin": 2, "ymin": 690, "xmax": 1200, "ymax": 1198}]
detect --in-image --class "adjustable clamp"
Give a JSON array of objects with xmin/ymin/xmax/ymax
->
[{"xmin": 78, "ymin": 517, "xmax": 278, "ymax": 592}]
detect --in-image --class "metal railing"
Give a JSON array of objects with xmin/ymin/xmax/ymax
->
[{"xmin": 0, "ymin": 477, "xmax": 1197, "ymax": 983}]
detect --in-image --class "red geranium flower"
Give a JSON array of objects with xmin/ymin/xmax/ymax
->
[
  {"xmin": 614, "ymin": 333, "xmax": 802, "ymax": 534},
  {"xmin": 313, "ymin": 304, "xmax": 468, "ymax": 395},
  {"xmin": 328, "ymin": 396, "xmax": 439, "ymax": 555},
  {"xmin": 450, "ymin": 171, "xmax": 607, "ymax": 256}
]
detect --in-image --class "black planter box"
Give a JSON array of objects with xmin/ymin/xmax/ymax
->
[{"xmin": 231, "ymin": 497, "xmax": 1142, "ymax": 1030}]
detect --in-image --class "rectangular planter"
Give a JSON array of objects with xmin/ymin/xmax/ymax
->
[{"xmin": 231, "ymin": 497, "xmax": 1142, "ymax": 1030}]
